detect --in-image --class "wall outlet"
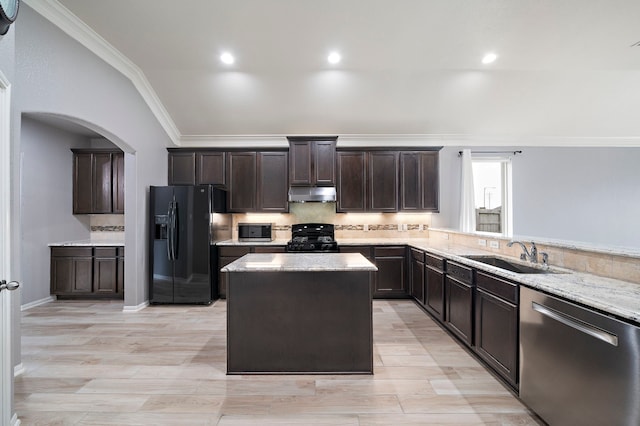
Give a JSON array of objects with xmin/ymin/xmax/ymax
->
[
  {"xmin": 363, "ymin": 224, "xmax": 369, "ymax": 232},
  {"xmin": 478, "ymin": 239, "xmax": 487, "ymax": 247},
  {"xmin": 489, "ymin": 240, "xmax": 500, "ymax": 249},
  {"xmin": 418, "ymin": 224, "xmax": 423, "ymax": 231},
  {"xmin": 402, "ymin": 223, "xmax": 408, "ymax": 231}
]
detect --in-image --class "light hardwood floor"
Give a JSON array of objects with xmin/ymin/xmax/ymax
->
[{"xmin": 15, "ymin": 299, "xmax": 544, "ymax": 425}]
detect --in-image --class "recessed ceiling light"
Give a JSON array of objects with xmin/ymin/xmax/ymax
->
[
  {"xmin": 482, "ymin": 52, "xmax": 498, "ymax": 64},
  {"xmin": 220, "ymin": 52, "xmax": 235, "ymax": 65},
  {"xmin": 327, "ymin": 51, "xmax": 341, "ymax": 65}
]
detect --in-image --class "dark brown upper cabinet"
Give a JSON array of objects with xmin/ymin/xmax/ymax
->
[
  {"xmin": 288, "ymin": 137, "xmax": 336, "ymax": 186},
  {"xmin": 227, "ymin": 151, "xmax": 288, "ymax": 213},
  {"xmin": 400, "ymin": 151, "xmax": 439, "ymax": 212},
  {"xmin": 336, "ymin": 151, "xmax": 367, "ymax": 212},
  {"xmin": 72, "ymin": 149, "xmax": 124, "ymax": 214},
  {"xmin": 368, "ymin": 151, "xmax": 398, "ymax": 212},
  {"xmin": 336, "ymin": 151, "xmax": 398, "ymax": 212},
  {"xmin": 168, "ymin": 150, "xmax": 227, "ymax": 187}
]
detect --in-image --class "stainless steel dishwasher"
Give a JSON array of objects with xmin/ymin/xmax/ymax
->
[{"xmin": 520, "ymin": 286, "xmax": 640, "ymax": 426}]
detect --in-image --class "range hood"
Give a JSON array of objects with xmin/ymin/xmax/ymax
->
[{"xmin": 288, "ymin": 186, "xmax": 337, "ymax": 203}]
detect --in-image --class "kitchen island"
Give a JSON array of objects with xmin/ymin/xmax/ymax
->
[{"xmin": 222, "ymin": 253, "xmax": 377, "ymax": 374}]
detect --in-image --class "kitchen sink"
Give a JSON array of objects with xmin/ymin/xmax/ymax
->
[{"xmin": 463, "ymin": 255, "xmax": 563, "ymax": 274}]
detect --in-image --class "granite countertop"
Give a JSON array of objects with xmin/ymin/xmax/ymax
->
[
  {"xmin": 215, "ymin": 239, "xmax": 290, "ymax": 246},
  {"xmin": 48, "ymin": 239, "xmax": 125, "ymax": 247},
  {"xmin": 221, "ymin": 253, "xmax": 378, "ymax": 273}
]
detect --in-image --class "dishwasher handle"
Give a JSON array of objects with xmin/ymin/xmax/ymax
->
[{"xmin": 532, "ymin": 301, "xmax": 619, "ymax": 347}]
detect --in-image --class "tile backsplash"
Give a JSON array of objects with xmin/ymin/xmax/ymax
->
[
  {"xmin": 90, "ymin": 214, "xmax": 124, "ymax": 239},
  {"xmin": 231, "ymin": 202, "xmax": 432, "ymax": 240}
]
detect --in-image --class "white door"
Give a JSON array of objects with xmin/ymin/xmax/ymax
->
[{"xmin": 1, "ymin": 70, "xmax": 20, "ymax": 426}]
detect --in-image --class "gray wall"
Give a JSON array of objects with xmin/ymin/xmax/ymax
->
[
  {"xmin": 14, "ymin": 4, "xmax": 170, "ymax": 312},
  {"xmin": 433, "ymin": 146, "xmax": 640, "ymax": 249},
  {"xmin": 19, "ymin": 117, "xmax": 91, "ymax": 305}
]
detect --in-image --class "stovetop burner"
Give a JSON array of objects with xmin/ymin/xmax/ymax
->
[{"xmin": 286, "ymin": 223, "xmax": 339, "ymax": 253}]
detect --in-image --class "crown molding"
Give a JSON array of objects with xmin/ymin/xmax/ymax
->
[{"xmin": 23, "ymin": 0, "xmax": 181, "ymax": 145}]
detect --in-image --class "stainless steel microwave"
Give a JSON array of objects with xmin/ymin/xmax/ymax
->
[{"xmin": 238, "ymin": 223, "xmax": 273, "ymax": 241}]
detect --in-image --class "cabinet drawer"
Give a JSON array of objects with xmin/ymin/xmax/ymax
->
[
  {"xmin": 51, "ymin": 247, "xmax": 93, "ymax": 258},
  {"xmin": 94, "ymin": 247, "xmax": 117, "ymax": 257},
  {"xmin": 410, "ymin": 248, "xmax": 424, "ymax": 262},
  {"xmin": 476, "ymin": 271, "xmax": 518, "ymax": 304},
  {"xmin": 340, "ymin": 246, "xmax": 373, "ymax": 259},
  {"xmin": 425, "ymin": 253, "xmax": 445, "ymax": 271},
  {"xmin": 447, "ymin": 262, "xmax": 473, "ymax": 284},
  {"xmin": 253, "ymin": 246, "xmax": 286, "ymax": 253},
  {"xmin": 374, "ymin": 246, "xmax": 405, "ymax": 257},
  {"xmin": 218, "ymin": 246, "xmax": 251, "ymax": 257}
]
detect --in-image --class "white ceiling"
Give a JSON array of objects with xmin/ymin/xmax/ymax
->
[{"xmin": 51, "ymin": 0, "xmax": 640, "ymax": 144}]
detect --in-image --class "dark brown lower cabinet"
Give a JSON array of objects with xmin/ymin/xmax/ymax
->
[
  {"xmin": 410, "ymin": 249, "xmax": 424, "ymax": 304},
  {"xmin": 445, "ymin": 262, "xmax": 474, "ymax": 346},
  {"xmin": 51, "ymin": 246, "xmax": 124, "ymax": 299},
  {"xmin": 373, "ymin": 246, "xmax": 407, "ymax": 298},
  {"xmin": 424, "ymin": 254, "xmax": 446, "ymax": 322},
  {"xmin": 474, "ymin": 272, "xmax": 519, "ymax": 389}
]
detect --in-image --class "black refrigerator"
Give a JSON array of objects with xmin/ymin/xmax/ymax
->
[{"xmin": 149, "ymin": 185, "xmax": 230, "ymax": 304}]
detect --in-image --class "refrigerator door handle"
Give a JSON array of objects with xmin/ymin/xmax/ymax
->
[
  {"xmin": 167, "ymin": 201, "xmax": 175, "ymax": 260},
  {"xmin": 170, "ymin": 200, "xmax": 178, "ymax": 260}
]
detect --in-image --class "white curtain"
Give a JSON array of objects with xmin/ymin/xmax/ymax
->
[{"xmin": 459, "ymin": 149, "xmax": 476, "ymax": 232}]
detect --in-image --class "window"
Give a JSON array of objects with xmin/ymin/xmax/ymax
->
[{"xmin": 472, "ymin": 157, "xmax": 512, "ymax": 236}]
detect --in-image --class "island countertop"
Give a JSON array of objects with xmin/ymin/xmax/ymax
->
[{"xmin": 221, "ymin": 253, "xmax": 378, "ymax": 273}]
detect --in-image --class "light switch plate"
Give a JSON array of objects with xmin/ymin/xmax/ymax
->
[
  {"xmin": 489, "ymin": 240, "xmax": 500, "ymax": 249},
  {"xmin": 478, "ymin": 239, "xmax": 487, "ymax": 246}
]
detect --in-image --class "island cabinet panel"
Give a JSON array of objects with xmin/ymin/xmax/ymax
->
[
  {"xmin": 373, "ymin": 246, "xmax": 407, "ymax": 298},
  {"xmin": 73, "ymin": 150, "xmax": 124, "ymax": 214},
  {"xmin": 410, "ymin": 249, "xmax": 425, "ymax": 304},
  {"xmin": 336, "ymin": 152, "xmax": 367, "ymax": 212},
  {"xmin": 168, "ymin": 151, "xmax": 196, "ymax": 186},
  {"xmin": 227, "ymin": 152, "xmax": 257, "ymax": 212},
  {"xmin": 368, "ymin": 151, "xmax": 398, "ymax": 212},
  {"xmin": 399, "ymin": 151, "xmax": 439, "ymax": 212},
  {"xmin": 424, "ymin": 254, "xmax": 446, "ymax": 322},
  {"xmin": 257, "ymin": 152, "xmax": 289, "ymax": 212},
  {"xmin": 51, "ymin": 247, "xmax": 124, "ymax": 299},
  {"xmin": 196, "ymin": 151, "xmax": 226, "ymax": 186},
  {"xmin": 474, "ymin": 271, "xmax": 519, "ymax": 389},
  {"xmin": 288, "ymin": 138, "xmax": 336, "ymax": 186},
  {"xmin": 445, "ymin": 262, "xmax": 474, "ymax": 346}
]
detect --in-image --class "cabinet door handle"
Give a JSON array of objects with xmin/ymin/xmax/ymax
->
[
  {"xmin": 532, "ymin": 301, "xmax": 618, "ymax": 346},
  {"xmin": 0, "ymin": 280, "xmax": 20, "ymax": 292}
]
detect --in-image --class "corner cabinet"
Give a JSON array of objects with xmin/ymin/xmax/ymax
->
[
  {"xmin": 288, "ymin": 137, "xmax": 336, "ymax": 186},
  {"xmin": 51, "ymin": 246, "xmax": 124, "ymax": 299},
  {"xmin": 73, "ymin": 149, "xmax": 125, "ymax": 214}
]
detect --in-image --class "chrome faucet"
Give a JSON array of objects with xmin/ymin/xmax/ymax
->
[{"xmin": 507, "ymin": 240, "xmax": 538, "ymax": 263}]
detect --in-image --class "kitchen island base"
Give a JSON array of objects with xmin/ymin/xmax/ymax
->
[{"xmin": 227, "ymin": 269, "xmax": 373, "ymax": 374}]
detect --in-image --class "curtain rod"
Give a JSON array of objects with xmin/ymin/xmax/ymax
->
[{"xmin": 458, "ymin": 150, "xmax": 522, "ymax": 157}]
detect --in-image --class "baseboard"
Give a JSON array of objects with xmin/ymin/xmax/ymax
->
[
  {"xmin": 21, "ymin": 296, "xmax": 55, "ymax": 311},
  {"xmin": 14, "ymin": 363, "xmax": 25, "ymax": 377},
  {"xmin": 122, "ymin": 301, "xmax": 149, "ymax": 313}
]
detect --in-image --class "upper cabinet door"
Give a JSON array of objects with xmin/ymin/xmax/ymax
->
[
  {"xmin": 368, "ymin": 151, "xmax": 398, "ymax": 212},
  {"xmin": 399, "ymin": 151, "xmax": 440, "ymax": 212},
  {"xmin": 337, "ymin": 151, "xmax": 367, "ymax": 212},
  {"xmin": 289, "ymin": 141, "xmax": 313, "ymax": 186},
  {"xmin": 227, "ymin": 152, "xmax": 257, "ymax": 212},
  {"xmin": 168, "ymin": 152, "xmax": 196, "ymax": 186},
  {"xmin": 257, "ymin": 152, "xmax": 289, "ymax": 212},
  {"xmin": 196, "ymin": 151, "xmax": 226, "ymax": 187},
  {"xmin": 112, "ymin": 152, "xmax": 125, "ymax": 214},
  {"xmin": 313, "ymin": 140, "xmax": 336, "ymax": 186},
  {"xmin": 420, "ymin": 151, "xmax": 439, "ymax": 211},
  {"xmin": 73, "ymin": 153, "xmax": 93, "ymax": 214},
  {"xmin": 92, "ymin": 152, "xmax": 114, "ymax": 214}
]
